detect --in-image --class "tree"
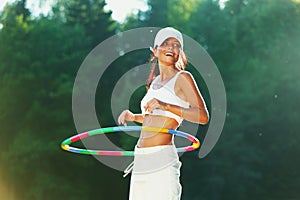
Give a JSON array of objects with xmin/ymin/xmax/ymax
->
[
  {"xmin": 0, "ymin": 2, "xmax": 117, "ymax": 199},
  {"xmin": 54, "ymin": 0, "xmax": 117, "ymax": 48}
]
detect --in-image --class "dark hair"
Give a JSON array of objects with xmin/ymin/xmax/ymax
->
[{"xmin": 146, "ymin": 50, "xmax": 188, "ymax": 90}]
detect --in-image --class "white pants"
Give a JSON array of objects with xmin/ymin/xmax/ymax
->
[{"xmin": 128, "ymin": 145, "xmax": 182, "ymax": 200}]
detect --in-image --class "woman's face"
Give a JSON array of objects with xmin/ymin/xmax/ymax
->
[{"xmin": 154, "ymin": 37, "xmax": 181, "ymax": 65}]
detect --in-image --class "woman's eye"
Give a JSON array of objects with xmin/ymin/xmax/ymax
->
[
  {"xmin": 162, "ymin": 41, "xmax": 168, "ymax": 46},
  {"xmin": 160, "ymin": 41, "xmax": 181, "ymax": 49}
]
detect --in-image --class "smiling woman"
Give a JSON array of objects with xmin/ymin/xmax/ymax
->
[{"xmin": 118, "ymin": 27, "xmax": 209, "ymax": 200}]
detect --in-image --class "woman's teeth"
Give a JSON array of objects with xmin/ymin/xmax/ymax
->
[{"xmin": 165, "ymin": 52, "xmax": 174, "ymax": 56}]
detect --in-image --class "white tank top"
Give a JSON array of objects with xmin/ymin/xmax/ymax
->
[{"xmin": 140, "ymin": 71, "xmax": 190, "ymax": 124}]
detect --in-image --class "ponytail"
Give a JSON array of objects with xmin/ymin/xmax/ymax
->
[{"xmin": 146, "ymin": 54, "xmax": 158, "ymax": 90}]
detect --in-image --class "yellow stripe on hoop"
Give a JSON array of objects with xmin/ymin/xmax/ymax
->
[
  {"xmin": 142, "ymin": 126, "xmax": 169, "ymax": 133},
  {"xmin": 61, "ymin": 144, "xmax": 70, "ymax": 151},
  {"xmin": 192, "ymin": 141, "xmax": 200, "ymax": 149}
]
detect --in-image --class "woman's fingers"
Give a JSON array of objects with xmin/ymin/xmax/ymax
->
[
  {"xmin": 144, "ymin": 98, "xmax": 164, "ymax": 112},
  {"xmin": 118, "ymin": 110, "xmax": 134, "ymax": 126},
  {"xmin": 118, "ymin": 110, "xmax": 126, "ymax": 125}
]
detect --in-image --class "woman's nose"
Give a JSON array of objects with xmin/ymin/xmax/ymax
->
[{"xmin": 167, "ymin": 44, "xmax": 173, "ymax": 50}]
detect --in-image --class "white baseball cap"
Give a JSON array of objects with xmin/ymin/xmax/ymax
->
[{"xmin": 152, "ymin": 27, "xmax": 183, "ymax": 50}]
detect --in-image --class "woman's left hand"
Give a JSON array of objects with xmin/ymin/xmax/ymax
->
[{"xmin": 144, "ymin": 98, "xmax": 167, "ymax": 113}]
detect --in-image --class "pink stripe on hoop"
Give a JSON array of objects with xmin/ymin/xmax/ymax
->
[
  {"xmin": 70, "ymin": 132, "xmax": 89, "ymax": 142},
  {"xmin": 184, "ymin": 146, "xmax": 195, "ymax": 152},
  {"xmin": 187, "ymin": 135, "xmax": 198, "ymax": 143},
  {"xmin": 97, "ymin": 151, "xmax": 122, "ymax": 156}
]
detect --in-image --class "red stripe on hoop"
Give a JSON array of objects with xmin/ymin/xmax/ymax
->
[
  {"xmin": 184, "ymin": 146, "xmax": 195, "ymax": 152},
  {"xmin": 187, "ymin": 135, "xmax": 198, "ymax": 143},
  {"xmin": 71, "ymin": 132, "xmax": 89, "ymax": 142}
]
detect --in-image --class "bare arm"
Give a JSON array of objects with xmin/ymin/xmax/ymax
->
[
  {"xmin": 143, "ymin": 71, "xmax": 209, "ymax": 124},
  {"xmin": 174, "ymin": 71, "xmax": 209, "ymax": 124}
]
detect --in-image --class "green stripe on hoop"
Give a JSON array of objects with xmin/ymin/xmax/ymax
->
[
  {"xmin": 78, "ymin": 149, "xmax": 91, "ymax": 154},
  {"xmin": 122, "ymin": 151, "xmax": 134, "ymax": 156},
  {"xmin": 61, "ymin": 138, "xmax": 72, "ymax": 145},
  {"xmin": 88, "ymin": 127, "xmax": 114, "ymax": 136}
]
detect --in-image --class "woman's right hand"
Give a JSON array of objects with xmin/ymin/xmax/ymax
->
[{"xmin": 118, "ymin": 109, "xmax": 135, "ymax": 126}]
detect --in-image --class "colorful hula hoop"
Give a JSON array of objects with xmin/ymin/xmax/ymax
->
[{"xmin": 61, "ymin": 126, "xmax": 200, "ymax": 156}]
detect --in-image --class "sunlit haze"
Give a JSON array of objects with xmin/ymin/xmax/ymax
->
[
  {"xmin": 0, "ymin": 0, "xmax": 149, "ymax": 22},
  {"xmin": 1, "ymin": 0, "xmax": 228, "ymax": 22}
]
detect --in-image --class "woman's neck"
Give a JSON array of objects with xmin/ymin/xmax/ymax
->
[{"xmin": 158, "ymin": 64, "xmax": 179, "ymax": 81}]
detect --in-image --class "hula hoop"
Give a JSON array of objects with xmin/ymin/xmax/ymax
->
[{"xmin": 60, "ymin": 126, "xmax": 200, "ymax": 156}]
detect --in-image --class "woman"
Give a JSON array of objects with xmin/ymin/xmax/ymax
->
[{"xmin": 118, "ymin": 27, "xmax": 209, "ymax": 200}]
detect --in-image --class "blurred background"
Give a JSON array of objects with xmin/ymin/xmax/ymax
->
[{"xmin": 0, "ymin": 0, "xmax": 300, "ymax": 199}]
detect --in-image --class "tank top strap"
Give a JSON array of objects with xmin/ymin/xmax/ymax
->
[{"xmin": 165, "ymin": 70, "xmax": 184, "ymax": 90}]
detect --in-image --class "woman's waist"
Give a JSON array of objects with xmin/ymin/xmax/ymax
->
[
  {"xmin": 142, "ymin": 110, "xmax": 183, "ymax": 124},
  {"xmin": 139, "ymin": 118, "xmax": 178, "ymax": 147},
  {"xmin": 143, "ymin": 114, "xmax": 179, "ymax": 128},
  {"xmin": 137, "ymin": 133, "xmax": 173, "ymax": 148}
]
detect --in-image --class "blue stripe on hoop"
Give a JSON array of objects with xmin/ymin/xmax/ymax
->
[
  {"xmin": 168, "ymin": 129, "xmax": 177, "ymax": 135},
  {"xmin": 116, "ymin": 126, "xmax": 141, "ymax": 132},
  {"xmin": 169, "ymin": 129, "xmax": 187, "ymax": 138}
]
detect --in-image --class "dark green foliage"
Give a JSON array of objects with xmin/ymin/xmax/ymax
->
[
  {"xmin": 54, "ymin": 0, "xmax": 117, "ymax": 49},
  {"xmin": 0, "ymin": 0, "xmax": 299, "ymax": 199}
]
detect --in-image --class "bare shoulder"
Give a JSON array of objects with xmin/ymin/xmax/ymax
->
[{"xmin": 177, "ymin": 71, "xmax": 196, "ymax": 85}]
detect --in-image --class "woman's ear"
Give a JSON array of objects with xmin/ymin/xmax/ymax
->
[{"xmin": 153, "ymin": 47, "xmax": 158, "ymax": 57}]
